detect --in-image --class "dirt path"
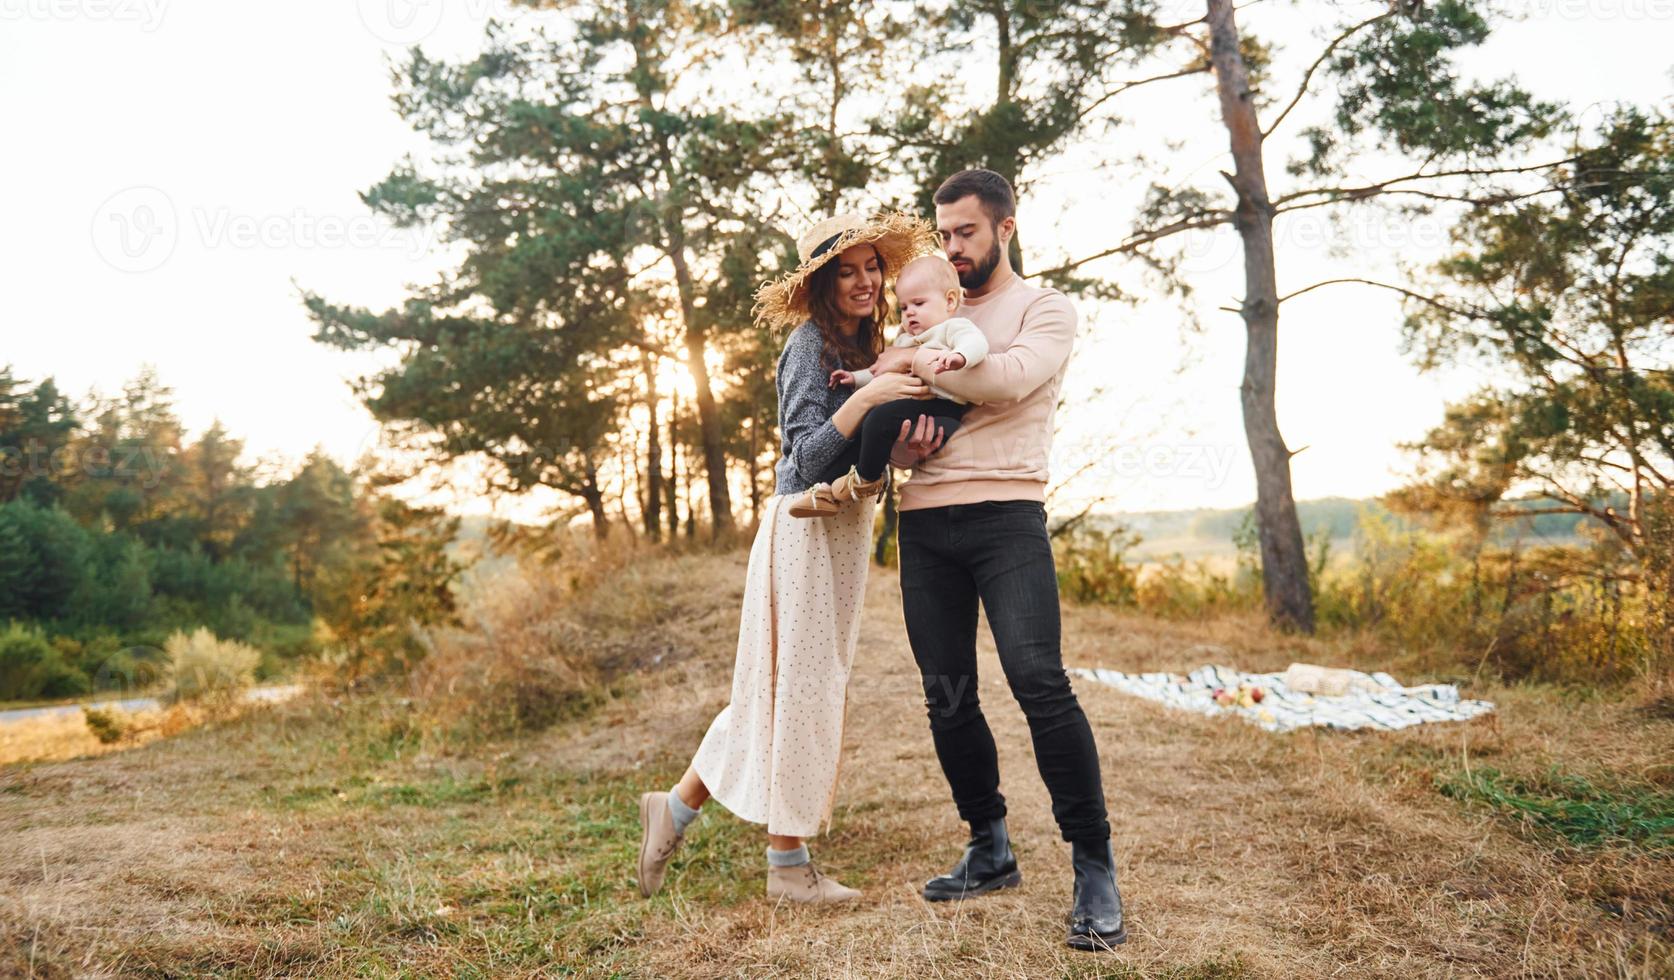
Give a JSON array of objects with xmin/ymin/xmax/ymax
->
[{"xmin": 1, "ymin": 550, "xmax": 1667, "ymax": 978}]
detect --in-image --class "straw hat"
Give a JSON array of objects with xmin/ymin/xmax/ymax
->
[{"xmin": 752, "ymin": 210, "xmax": 939, "ymax": 330}]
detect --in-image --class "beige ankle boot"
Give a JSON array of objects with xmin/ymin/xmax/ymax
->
[
  {"xmin": 827, "ymin": 464, "xmax": 887, "ymax": 504},
  {"xmin": 766, "ymin": 859, "xmax": 861, "ymax": 903},
  {"xmin": 636, "ymin": 791, "xmax": 686, "ymax": 897},
  {"xmin": 787, "ymin": 481, "xmax": 841, "ymax": 518}
]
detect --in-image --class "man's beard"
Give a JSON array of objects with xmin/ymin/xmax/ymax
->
[{"xmin": 956, "ymin": 235, "xmax": 1002, "ymax": 290}]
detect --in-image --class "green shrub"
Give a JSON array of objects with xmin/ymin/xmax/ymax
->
[
  {"xmin": 1055, "ymin": 524, "xmax": 1142, "ymax": 606},
  {"xmin": 83, "ymin": 707, "xmax": 130, "ymax": 744},
  {"xmin": 163, "ymin": 627, "xmax": 259, "ymax": 703},
  {"xmin": 1059, "ymin": 503, "xmax": 1663, "ymax": 685},
  {"xmin": 1312, "ymin": 512, "xmax": 1661, "ymax": 683},
  {"xmin": 0, "ymin": 622, "xmax": 90, "ymax": 701}
]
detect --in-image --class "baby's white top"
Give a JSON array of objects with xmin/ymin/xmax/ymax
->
[
  {"xmin": 893, "ymin": 316, "xmax": 988, "ymax": 362},
  {"xmin": 850, "ymin": 316, "xmax": 990, "ymax": 404}
]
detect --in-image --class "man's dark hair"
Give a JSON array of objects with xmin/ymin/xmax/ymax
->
[{"xmin": 933, "ymin": 169, "xmax": 1016, "ymax": 225}]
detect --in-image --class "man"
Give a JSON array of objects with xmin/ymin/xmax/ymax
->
[{"xmin": 881, "ymin": 169, "xmax": 1127, "ymax": 951}]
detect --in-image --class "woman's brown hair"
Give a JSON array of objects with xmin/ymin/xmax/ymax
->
[{"xmin": 803, "ymin": 245, "xmax": 892, "ymax": 371}]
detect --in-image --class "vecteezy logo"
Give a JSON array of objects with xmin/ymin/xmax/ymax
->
[
  {"xmin": 91, "ymin": 186, "xmax": 178, "ymax": 273},
  {"xmin": 357, "ymin": 0, "xmax": 446, "ymax": 44}
]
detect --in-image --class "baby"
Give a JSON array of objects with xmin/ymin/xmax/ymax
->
[{"xmin": 790, "ymin": 254, "xmax": 988, "ymax": 518}]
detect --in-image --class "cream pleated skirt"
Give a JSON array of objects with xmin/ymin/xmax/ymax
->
[{"xmin": 691, "ymin": 491, "xmax": 877, "ymax": 837}]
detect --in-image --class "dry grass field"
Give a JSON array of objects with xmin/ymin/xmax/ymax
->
[{"xmin": 2, "ymin": 548, "xmax": 1669, "ymax": 978}]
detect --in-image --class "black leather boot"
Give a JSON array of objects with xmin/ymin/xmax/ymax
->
[
  {"xmin": 1065, "ymin": 838, "xmax": 1127, "ymax": 950},
  {"xmin": 921, "ymin": 817, "xmax": 1022, "ymax": 901}
]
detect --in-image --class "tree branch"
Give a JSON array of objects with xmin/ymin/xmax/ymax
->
[
  {"xmin": 1273, "ymin": 184, "xmax": 1566, "ymax": 215},
  {"xmin": 1026, "ymin": 211, "xmax": 1229, "ymax": 281},
  {"xmin": 1259, "ymin": 277, "xmax": 1484, "ymax": 320},
  {"xmin": 1261, "ymin": 11, "xmax": 1395, "ymax": 139},
  {"xmin": 1074, "ymin": 65, "xmax": 1210, "ymax": 126},
  {"xmin": 1272, "ymin": 157, "xmax": 1583, "ymax": 209}
]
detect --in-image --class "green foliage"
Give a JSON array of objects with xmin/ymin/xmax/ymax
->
[
  {"xmin": 70, "ymin": 530, "xmax": 153, "ymax": 632},
  {"xmin": 885, "ymin": 1, "xmax": 1171, "ymax": 196},
  {"xmin": 1396, "ymin": 107, "xmax": 1674, "ymax": 662},
  {"xmin": 0, "ymin": 365, "xmax": 77, "ymax": 506},
  {"xmin": 1135, "ymin": 555, "xmax": 1262, "ymax": 621},
  {"xmin": 164, "ymin": 627, "xmax": 259, "ymax": 703},
  {"xmin": 0, "ymin": 499, "xmax": 91, "ymax": 622},
  {"xmin": 1056, "ymin": 523, "xmax": 1142, "ymax": 606},
  {"xmin": 314, "ymin": 498, "xmax": 468, "ymax": 677},
  {"xmin": 0, "ymin": 367, "xmax": 359, "ymax": 701},
  {"xmin": 1439, "ymin": 767, "xmax": 1674, "ymax": 850},
  {"xmin": 82, "ymin": 706, "xmax": 130, "ymax": 744},
  {"xmin": 1312, "ymin": 507, "xmax": 1666, "ymax": 683},
  {"xmin": 1054, "ymin": 521, "xmax": 1262, "ymax": 619},
  {"xmin": 308, "ymin": 2, "xmax": 795, "ymax": 534},
  {"xmin": 1064, "ymin": 502, "xmax": 1663, "ymax": 684},
  {"xmin": 270, "ymin": 452, "xmax": 370, "ymax": 597},
  {"xmin": 1296, "ymin": 0, "xmax": 1561, "ymax": 178},
  {"xmin": 0, "ymin": 622, "xmax": 90, "ymax": 701},
  {"xmin": 727, "ymin": 0, "xmax": 907, "ymax": 211}
]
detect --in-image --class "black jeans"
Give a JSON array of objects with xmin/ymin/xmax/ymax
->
[
  {"xmin": 899, "ymin": 499, "xmax": 1110, "ymax": 843},
  {"xmin": 854, "ymin": 396, "xmax": 969, "ymax": 482}
]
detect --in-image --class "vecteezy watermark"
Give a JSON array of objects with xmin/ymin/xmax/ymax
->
[
  {"xmin": 91, "ymin": 186, "xmax": 177, "ymax": 273},
  {"xmin": 192, "ymin": 206, "xmax": 439, "ymax": 256},
  {"xmin": 355, "ymin": 0, "xmax": 519, "ymax": 45},
  {"xmin": 89, "ymin": 645, "xmax": 167, "ymax": 694},
  {"xmin": 0, "ymin": 0, "xmax": 168, "ymax": 31},
  {"xmin": 939, "ymin": 433, "xmax": 1242, "ymax": 491},
  {"xmin": 90, "ymin": 185, "xmax": 443, "ymax": 272},
  {"xmin": 1527, "ymin": 0, "xmax": 1674, "ymax": 18},
  {"xmin": 357, "ymin": 0, "xmax": 446, "ymax": 44},
  {"xmin": 0, "ymin": 437, "xmax": 174, "ymax": 491},
  {"xmin": 1172, "ymin": 206, "xmax": 1452, "ymax": 278},
  {"xmin": 1082, "ymin": 443, "xmax": 1241, "ymax": 489}
]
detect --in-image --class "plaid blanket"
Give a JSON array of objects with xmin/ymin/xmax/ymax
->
[{"xmin": 1071, "ymin": 664, "xmax": 1495, "ymax": 733}]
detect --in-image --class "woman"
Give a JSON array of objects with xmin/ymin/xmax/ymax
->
[{"xmin": 635, "ymin": 211, "xmax": 938, "ymax": 903}]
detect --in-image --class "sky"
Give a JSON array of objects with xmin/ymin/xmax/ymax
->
[{"xmin": 3, "ymin": 0, "xmax": 1671, "ymax": 520}]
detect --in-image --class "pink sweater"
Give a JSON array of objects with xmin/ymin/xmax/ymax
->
[{"xmin": 898, "ymin": 272, "xmax": 1077, "ymax": 511}]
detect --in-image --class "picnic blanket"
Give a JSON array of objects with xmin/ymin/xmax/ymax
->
[{"xmin": 1071, "ymin": 663, "xmax": 1495, "ymax": 733}]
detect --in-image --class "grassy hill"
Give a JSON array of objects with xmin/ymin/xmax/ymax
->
[{"xmin": 2, "ymin": 546, "xmax": 1668, "ymax": 976}]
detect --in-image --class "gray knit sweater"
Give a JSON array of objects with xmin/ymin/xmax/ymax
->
[{"xmin": 774, "ymin": 320, "xmax": 860, "ymax": 495}]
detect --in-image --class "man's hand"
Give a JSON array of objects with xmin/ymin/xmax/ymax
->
[
  {"xmin": 930, "ymin": 351, "xmax": 967, "ymax": 373},
  {"xmin": 869, "ymin": 346, "xmax": 918, "ymax": 375},
  {"xmin": 887, "ymin": 413, "xmax": 947, "ymax": 468},
  {"xmin": 828, "ymin": 368, "xmax": 855, "ymax": 389}
]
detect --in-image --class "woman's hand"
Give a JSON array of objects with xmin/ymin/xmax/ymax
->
[{"xmin": 862, "ymin": 372, "xmax": 933, "ymax": 406}]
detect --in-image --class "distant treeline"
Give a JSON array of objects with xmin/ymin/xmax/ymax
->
[
  {"xmin": 0, "ymin": 365, "xmax": 463, "ymax": 703},
  {"xmin": 1105, "ymin": 497, "xmax": 1602, "ymax": 552}
]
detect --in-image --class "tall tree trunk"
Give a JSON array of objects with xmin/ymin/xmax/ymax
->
[
  {"xmin": 986, "ymin": 6, "xmax": 1026, "ymax": 275},
  {"xmin": 1206, "ymin": 0, "xmax": 1315, "ymax": 633},
  {"xmin": 684, "ymin": 467, "xmax": 697, "ymax": 540},
  {"xmin": 665, "ymin": 228, "xmax": 735, "ymax": 539},
  {"xmin": 642, "ymin": 351, "xmax": 663, "ymax": 542},
  {"xmin": 580, "ymin": 453, "xmax": 609, "ymax": 544},
  {"xmin": 625, "ymin": 32, "xmax": 735, "ymax": 541},
  {"xmin": 617, "ymin": 478, "xmax": 637, "ymax": 542},
  {"xmin": 667, "ymin": 395, "xmax": 682, "ymax": 541}
]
